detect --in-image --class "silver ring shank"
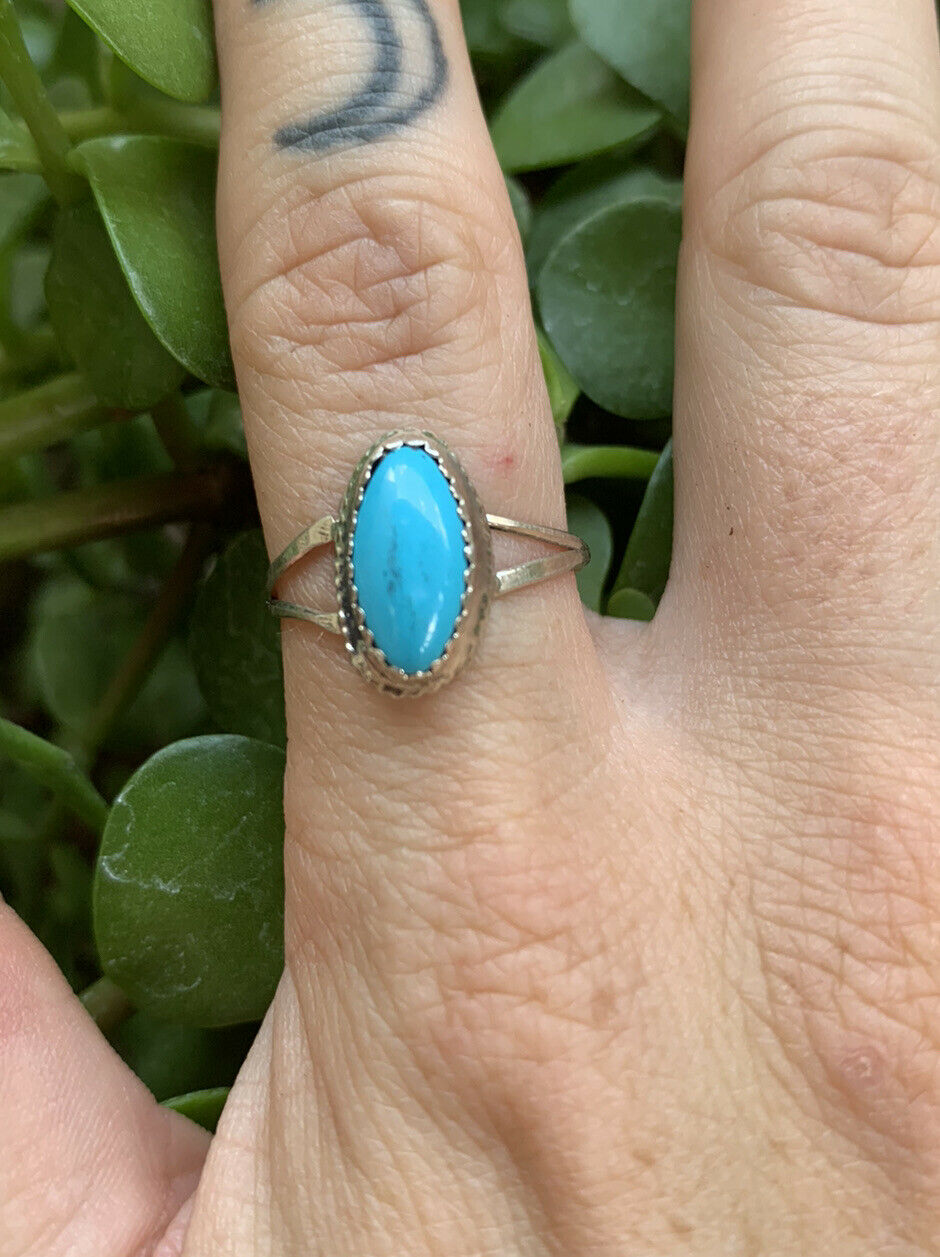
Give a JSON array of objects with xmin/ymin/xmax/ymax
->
[
  {"xmin": 485, "ymin": 515, "xmax": 588, "ymax": 596},
  {"xmin": 267, "ymin": 513, "xmax": 589, "ymax": 631}
]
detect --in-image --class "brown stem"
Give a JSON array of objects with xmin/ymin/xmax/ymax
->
[{"xmin": 0, "ymin": 464, "xmax": 238, "ymax": 561}]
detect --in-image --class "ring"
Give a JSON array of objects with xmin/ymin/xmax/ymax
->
[{"xmin": 266, "ymin": 431, "xmax": 589, "ymax": 697}]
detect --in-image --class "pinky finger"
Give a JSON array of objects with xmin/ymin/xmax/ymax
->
[{"xmin": 0, "ymin": 903, "xmax": 208, "ymax": 1257}]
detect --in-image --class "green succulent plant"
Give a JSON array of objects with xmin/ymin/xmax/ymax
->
[{"xmin": 0, "ymin": 0, "xmax": 687, "ymax": 1130}]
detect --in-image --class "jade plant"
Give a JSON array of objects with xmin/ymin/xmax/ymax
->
[{"xmin": 0, "ymin": 0, "xmax": 687, "ymax": 1129}]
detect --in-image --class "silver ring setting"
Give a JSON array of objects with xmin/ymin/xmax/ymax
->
[{"xmin": 266, "ymin": 431, "xmax": 589, "ymax": 698}]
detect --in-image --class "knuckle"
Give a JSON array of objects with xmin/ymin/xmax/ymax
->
[
  {"xmin": 743, "ymin": 757, "xmax": 940, "ymax": 1182},
  {"xmin": 229, "ymin": 170, "xmax": 516, "ymax": 395},
  {"xmin": 705, "ymin": 117, "xmax": 940, "ymax": 326}
]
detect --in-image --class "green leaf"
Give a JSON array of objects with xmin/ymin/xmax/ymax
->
[
  {"xmin": 461, "ymin": 0, "xmax": 526, "ymax": 60},
  {"xmin": 68, "ymin": 412, "xmax": 180, "ymax": 588},
  {"xmin": 48, "ymin": 6, "xmax": 102, "ymax": 101},
  {"xmin": 46, "ymin": 199, "xmax": 186, "ymax": 408},
  {"xmin": 566, "ymin": 493, "xmax": 611, "ymax": 612},
  {"xmin": 15, "ymin": 0, "xmax": 58, "ymax": 72},
  {"xmin": 74, "ymin": 136, "xmax": 235, "ymax": 389},
  {"xmin": 0, "ymin": 171, "xmax": 46, "ymax": 252},
  {"xmin": 527, "ymin": 157, "xmax": 680, "ymax": 276},
  {"xmin": 28, "ymin": 577, "xmax": 205, "ymax": 750},
  {"xmin": 561, "ymin": 442, "xmax": 659, "ymax": 483},
  {"xmin": 189, "ymin": 531, "xmax": 286, "ymax": 746},
  {"xmin": 612, "ymin": 437, "xmax": 673, "ymax": 605},
  {"xmin": 186, "ymin": 387, "xmax": 247, "ymax": 459},
  {"xmin": 0, "ymin": 109, "xmax": 39, "ymax": 173},
  {"xmin": 94, "ymin": 734, "xmax": 286, "ymax": 1026},
  {"xmin": 499, "ymin": 0, "xmax": 573, "ymax": 47},
  {"xmin": 38, "ymin": 840, "xmax": 96, "ymax": 990},
  {"xmin": 65, "ymin": 0, "xmax": 215, "ymax": 103},
  {"xmin": 490, "ymin": 40, "xmax": 660, "ymax": 173},
  {"xmin": 110, "ymin": 1011, "xmax": 255, "ymax": 1101},
  {"xmin": 570, "ymin": 0, "xmax": 690, "ymax": 129},
  {"xmin": 537, "ymin": 326, "xmax": 578, "ymax": 435},
  {"xmin": 163, "ymin": 1087, "xmax": 229, "ymax": 1132},
  {"xmin": 538, "ymin": 197, "xmax": 681, "ymax": 418},
  {"xmin": 46, "ymin": 74, "xmax": 93, "ymax": 112},
  {"xmin": 8, "ymin": 241, "xmax": 46, "ymax": 330},
  {"xmin": 606, "ymin": 586, "xmax": 655, "ymax": 621},
  {"xmin": 505, "ymin": 174, "xmax": 532, "ymax": 242},
  {"xmin": 74, "ymin": 409, "xmax": 172, "ymax": 482}
]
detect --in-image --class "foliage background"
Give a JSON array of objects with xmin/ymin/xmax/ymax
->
[{"xmin": 0, "ymin": 0, "xmax": 687, "ymax": 1130}]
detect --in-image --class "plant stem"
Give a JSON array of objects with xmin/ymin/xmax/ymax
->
[
  {"xmin": 58, "ymin": 102, "xmax": 221, "ymax": 149},
  {"xmin": 0, "ymin": 464, "xmax": 235, "ymax": 561},
  {"xmin": 125, "ymin": 99, "xmax": 220, "ymax": 149},
  {"xmin": 0, "ymin": 372, "xmax": 112, "ymax": 460},
  {"xmin": 84, "ymin": 522, "xmax": 215, "ymax": 752},
  {"xmin": 0, "ymin": 717, "xmax": 108, "ymax": 831},
  {"xmin": 0, "ymin": 0, "xmax": 81, "ymax": 203},
  {"xmin": 2, "ymin": 100, "xmax": 223, "ymax": 178},
  {"xmin": 152, "ymin": 393, "xmax": 199, "ymax": 469},
  {"xmin": 80, "ymin": 976, "xmax": 133, "ymax": 1034},
  {"xmin": 59, "ymin": 105, "xmax": 121, "ymax": 142},
  {"xmin": 561, "ymin": 444, "xmax": 660, "ymax": 485}
]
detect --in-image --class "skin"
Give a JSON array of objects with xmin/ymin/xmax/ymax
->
[{"xmin": 1, "ymin": 0, "xmax": 939, "ymax": 1252}]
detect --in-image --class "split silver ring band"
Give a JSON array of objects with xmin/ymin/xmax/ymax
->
[{"xmin": 266, "ymin": 431, "xmax": 589, "ymax": 697}]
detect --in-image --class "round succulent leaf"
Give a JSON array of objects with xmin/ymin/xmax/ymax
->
[
  {"xmin": 490, "ymin": 40, "xmax": 661, "ymax": 173},
  {"xmin": 569, "ymin": 0, "xmax": 690, "ymax": 128},
  {"xmin": 537, "ymin": 327, "xmax": 578, "ymax": 435},
  {"xmin": 185, "ymin": 387, "xmax": 248, "ymax": 459},
  {"xmin": 566, "ymin": 493, "xmax": 612, "ymax": 612},
  {"xmin": 15, "ymin": 0, "xmax": 58, "ymax": 70},
  {"xmin": 46, "ymin": 75, "xmax": 95, "ymax": 110},
  {"xmin": 189, "ymin": 531, "xmax": 286, "ymax": 746},
  {"xmin": 48, "ymin": 7, "xmax": 101, "ymax": 100},
  {"xmin": 68, "ymin": 414, "xmax": 181, "ymax": 588},
  {"xmin": 0, "ymin": 111, "xmax": 39, "ymax": 174},
  {"xmin": 73, "ymin": 411, "xmax": 172, "ymax": 484},
  {"xmin": 163, "ymin": 1087, "xmax": 230, "ymax": 1133},
  {"xmin": 65, "ymin": 0, "xmax": 216, "ymax": 103},
  {"xmin": 527, "ymin": 158, "xmax": 681, "ymax": 276},
  {"xmin": 461, "ymin": 0, "xmax": 526, "ymax": 60},
  {"xmin": 538, "ymin": 197, "xmax": 681, "ymax": 418},
  {"xmin": 75, "ymin": 136, "xmax": 235, "ymax": 389},
  {"xmin": 28, "ymin": 577, "xmax": 205, "ymax": 750},
  {"xmin": 499, "ymin": 0, "xmax": 573, "ymax": 47},
  {"xmin": 8, "ymin": 243, "xmax": 48, "ymax": 331},
  {"xmin": 0, "ymin": 172, "xmax": 47, "ymax": 253},
  {"xmin": 613, "ymin": 438, "xmax": 673, "ymax": 604},
  {"xmin": 110, "ymin": 1011, "xmax": 256, "ymax": 1101},
  {"xmin": 606, "ymin": 586, "xmax": 656, "ymax": 621},
  {"xmin": 94, "ymin": 735, "xmax": 286, "ymax": 1027},
  {"xmin": 505, "ymin": 175, "xmax": 532, "ymax": 242},
  {"xmin": 46, "ymin": 200, "xmax": 186, "ymax": 408}
]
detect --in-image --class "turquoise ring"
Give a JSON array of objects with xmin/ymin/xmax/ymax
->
[{"xmin": 266, "ymin": 431, "xmax": 589, "ymax": 698}]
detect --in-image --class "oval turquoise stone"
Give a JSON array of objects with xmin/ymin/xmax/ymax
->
[{"xmin": 351, "ymin": 446, "xmax": 468, "ymax": 674}]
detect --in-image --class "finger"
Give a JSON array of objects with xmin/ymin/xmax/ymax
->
[
  {"xmin": 211, "ymin": 4, "xmax": 606, "ymax": 777},
  {"xmin": 204, "ymin": 9, "xmax": 615, "ymax": 1247},
  {"xmin": 673, "ymin": 0, "xmax": 940, "ymax": 666},
  {"xmin": 0, "ymin": 903, "xmax": 208, "ymax": 1257}
]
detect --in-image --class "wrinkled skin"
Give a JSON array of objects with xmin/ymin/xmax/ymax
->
[{"xmin": 2, "ymin": 0, "xmax": 939, "ymax": 1253}]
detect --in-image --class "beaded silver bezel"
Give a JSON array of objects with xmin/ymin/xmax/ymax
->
[{"xmin": 333, "ymin": 431, "xmax": 494, "ymax": 698}]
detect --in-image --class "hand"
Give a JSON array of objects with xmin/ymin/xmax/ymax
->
[{"xmin": 3, "ymin": 0, "xmax": 939, "ymax": 1252}]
